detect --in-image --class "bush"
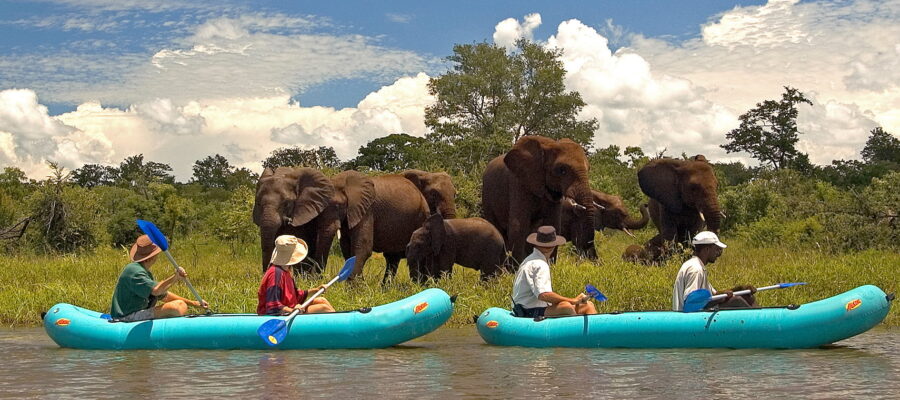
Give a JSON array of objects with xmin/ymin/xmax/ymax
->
[
  {"xmin": 208, "ymin": 186, "xmax": 256, "ymax": 243},
  {"xmin": 26, "ymin": 184, "xmax": 108, "ymax": 253}
]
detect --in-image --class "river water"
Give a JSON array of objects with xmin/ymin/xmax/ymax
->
[{"xmin": 1, "ymin": 326, "xmax": 898, "ymax": 399}]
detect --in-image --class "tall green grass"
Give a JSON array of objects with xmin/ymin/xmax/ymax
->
[{"xmin": 1, "ymin": 233, "xmax": 897, "ymax": 327}]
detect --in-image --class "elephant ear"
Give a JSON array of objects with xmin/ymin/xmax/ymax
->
[
  {"xmin": 333, "ymin": 171, "xmax": 376, "ymax": 229},
  {"xmin": 290, "ymin": 168, "xmax": 335, "ymax": 227},
  {"xmin": 426, "ymin": 213, "xmax": 445, "ymax": 255},
  {"xmin": 401, "ymin": 169, "xmax": 426, "ymax": 191},
  {"xmin": 252, "ymin": 167, "xmax": 276, "ymax": 226},
  {"xmin": 503, "ymin": 136, "xmax": 549, "ymax": 197},
  {"xmin": 638, "ymin": 159, "xmax": 684, "ymax": 214}
]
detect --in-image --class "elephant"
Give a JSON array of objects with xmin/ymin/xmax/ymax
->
[
  {"xmin": 401, "ymin": 169, "xmax": 457, "ymax": 218},
  {"xmin": 559, "ymin": 190, "xmax": 650, "ymax": 256},
  {"xmin": 406, "ymin": 213, "xmax": 507, "ymax": 282},
  {"xmin": 635, "ymin": 155, "xmax": 724, "ymax": 261},
  {"xmin": 332, "ymin": 171, "xmax": 430, "ymax": 282},
  {"xmin": 253, "ymin": 167, "xmax": 339, "ymax": 274},
  {"xmin": 482, "ymin": 135, "xmax": 596, "ymax": 264}
]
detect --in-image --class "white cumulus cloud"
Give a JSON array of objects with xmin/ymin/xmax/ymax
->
[{"xmin": 493, "ymin": 13, "xmax": 542, "ymax": 50}]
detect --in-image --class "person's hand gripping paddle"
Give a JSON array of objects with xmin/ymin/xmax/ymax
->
[
  {"xmin": 136, "ymin": 219, "xmax": 209, "ymax": 313},
  {"xmin": 584, "ymin": 284, "xmax": 608, "ymax": 303},
  {"xmin": 258, "ymin": 257, "xmax": 356, "ymax": 347},
  {"xmin": 682, "ymin": 282, "xmax": 807, "ymax": 312}
]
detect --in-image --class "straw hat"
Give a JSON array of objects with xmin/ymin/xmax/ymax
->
[
  {"xmin": 270, "ymin": 235, "xmax": 309, "ymax": 266},
  {"xmin": 130, "ymin": 235, "xmax": 162, "ymax": 262},
  {"xmin": 526, "ymin": 226, "xmax": 566, "ymax": 248}
]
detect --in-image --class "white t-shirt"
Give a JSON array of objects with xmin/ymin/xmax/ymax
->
[
  {"xmin": 512, "ymin": 249, "xmax": 553, "ymax": 309},
  {"xmin": 672, "ymin": 256, "xmax": 716, "ymax": 311}
]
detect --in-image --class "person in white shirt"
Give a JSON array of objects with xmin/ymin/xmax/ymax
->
[
  {"xmin": 672, "ymin": 231, "xmax": 757, "ymax": 311},
  {"xmin": 512, "ymin": 226, "xmax": 598, "ymax": 318}
]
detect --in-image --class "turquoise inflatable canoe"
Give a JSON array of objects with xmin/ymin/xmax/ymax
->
[
  {"xmin": 44, "ymin": 288, "xmax": 453, "ymax": 350},
  {"xmin": 477, "ymin": 285, "xmax": 893, "ymax": 349}
]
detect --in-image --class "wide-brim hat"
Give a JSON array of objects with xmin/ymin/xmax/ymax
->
[
  {"xmin": 270, "ymin": 235, "xmax": 309, "ymax": 266},
  {"xmin": 130, "ymin": 234, "xmax": 162, "ymax": 262},
  {"xmin": 526, "ymin": 226, "xmax": 566, "ymax": 247}
]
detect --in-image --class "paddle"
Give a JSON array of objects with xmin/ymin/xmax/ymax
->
[
  {"xmin": 584, "ymin": 284, "xmax": 608, "ymax": 302},
  {"xmin": 682, "ymin": 282, "xmax": 807, "ymax": 312},
  {"xmin": 136, "ymin": 219, "xmax": 208, "ymax": 312},
  {"xmin": 258, "ymin": 256, "xmax": 356, "ymax": 347}
]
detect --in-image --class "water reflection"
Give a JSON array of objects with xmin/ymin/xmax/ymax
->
[{"xmin": 0, "ymin": 327, "xmax": 897, "ymax": 399}]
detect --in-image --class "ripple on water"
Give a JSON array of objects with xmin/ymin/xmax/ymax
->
[{"xmin": 1, "ymin": 327, "xmax": 898, "ymax": 399}]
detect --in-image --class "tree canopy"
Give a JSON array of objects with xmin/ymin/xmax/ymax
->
[
  {"xmin": 262, "ymin": 146, "xmax": 341, "ymax": 170},
  {"xmin": 862, "ymin": 127, "xmax": 900, "ymax": 164},
  {"xmin": 722, "ymin": 86, "xmax": 812, "ymax": 170},
  {"xmin": 425, "ymin": 39, "xmax": 597, "ymax": 169},
  {"xmin": 347, "ymin": 133, "xmax": 427, "ymax": 171}
]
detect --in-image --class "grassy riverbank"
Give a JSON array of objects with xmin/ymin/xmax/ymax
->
[{"xmin": 1, "ymin": 233, "xmax": 897, "ymax": 327}]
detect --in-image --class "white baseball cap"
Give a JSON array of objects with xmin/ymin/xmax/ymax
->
[{"xmin": 692, "ymin": 231, "xmax": 727, "ymax": 248}]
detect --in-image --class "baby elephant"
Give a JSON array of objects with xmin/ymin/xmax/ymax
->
[{"xmin": 407, "ymin": 213, "xmax": 508, "ymax": 282}]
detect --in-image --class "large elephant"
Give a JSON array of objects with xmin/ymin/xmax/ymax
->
[
  {"xmin": 253, "ymin": 167, "xmax": 339, "ymax": 274},
  {"xmin": 559, "ymin": 190, "xmax": 650, "ymax": 256},
  {"xmin": 637, "ymin": 155, "xmax": 723, "ymax": 260},
  {"xmin": 482, "ymin": 135, "xmax": 596, "ymax": 264},
  {"xmin": 406, "ymin": 213, "xmax": 507, "ymax": 282},
  {"xmin": 332, "ymin": 171, "xmax": 429, "ymax": 282},
  {"xmin": 401, "ymin": 169, "xmax": 457, "ymax": 218}
]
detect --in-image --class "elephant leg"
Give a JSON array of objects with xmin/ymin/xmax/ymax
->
[
  {"xmin": 314, "ymin": 221, "xmax": 339, "ymax": 274},
  {"xmin": 383, "ymin": 252, "xmax": 404, "ymax": 284},
  {"xmin": 339, "ymin": 228, "xmax": 352, "ymax": 259}
]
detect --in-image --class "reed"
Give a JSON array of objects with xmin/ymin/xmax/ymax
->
[{"xmin": 1, "ymin": 233, "xmax": 897, "ymax": 327}]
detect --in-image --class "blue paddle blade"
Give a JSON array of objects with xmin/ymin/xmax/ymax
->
[
  {"xmin": 682, "ymin": 289, "xmax": 713, "ymax": 312},
  {"xmin": 585, "ymin": 284, "xmax": 607, "ymax": 302},
  {"xmin": 257, "ymin": 319, "xmax": 288, "ymax": 346},
  {"xmin": 778, "ymin": 282, "xmax": 807, "ymax": 288},
  {"xmin": 136, "ymin": 219, "xmax": 169, "ymax": 251},
  {"xmin": 337, "ymin": 257, "xmax": 356, "ymax": 281}
]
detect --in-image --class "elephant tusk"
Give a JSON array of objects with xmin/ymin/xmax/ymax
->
[
  {"xmin": 336, "ymin": 229, "xmax": 341, "ymax": 240},
  {"xmin": 698, "ymin": 211, "xmax": 706, "ymax": 222},
  {"xmin": 576, "ymin": 204, "xmax": 586, "ymax": 211},
  {"xmin": 593, "ymin": 201, "xmax": 606, "ymax": 210},
  {"xmin": 719, "ymin": 211, "xmax": 727, "ymax": 219},
  {"xmin": 623, "ymin": 228, "xmax": 635, "ymax": 238}
]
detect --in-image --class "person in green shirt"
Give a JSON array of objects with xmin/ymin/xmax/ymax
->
[{"xmin": 110, "ymin": 234, "xmax": 208, "ymax": 321}]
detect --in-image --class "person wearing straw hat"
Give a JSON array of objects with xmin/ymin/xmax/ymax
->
[
  {"xmin": 672, "ymin": 231, "xmax": 757, "ymax": 311},
  {"xmin": 511, "ymin": 226, "xmax": 597, "ymax": 318},
  {"xmin": 110, "ymin": 234, "xmax": 208, "ymax": 322},
  {"xmin": 257, "ymin": 235, "xmax": 336, "ymax": 315}
]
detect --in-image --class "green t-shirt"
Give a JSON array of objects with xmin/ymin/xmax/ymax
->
[{"xmin": 110, "ymin": 262, "xmax": 157, "ymax": 318}]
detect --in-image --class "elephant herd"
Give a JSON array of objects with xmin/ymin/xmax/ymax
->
[{"xmin": 253, "ymin": 135, "xmax": 723, "ymax": 282}]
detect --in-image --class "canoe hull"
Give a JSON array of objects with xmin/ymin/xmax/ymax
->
[
  {"xmin": 45, "ymin": 288, "xmax": 453, "ymax": 350},
  {"xmin": 476, "ymin": 285, "xmax": 892, "ymax": 349}
]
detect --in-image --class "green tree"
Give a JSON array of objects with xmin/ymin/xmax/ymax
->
[
  {"xmin": 425, "ymin": 39, "xmax": 597, "ymax": 168},
  {"xmin": 27, "ymin": 162, "xmax": 107, "ymax": 252},
  {"xmin": 191, "ymin": 154, "xmax": 233, "ymax": 189},
  {"xmin": 0, "ymin": 167, "xmax": 31, "ymax": 199},
  {"xmin": 262, "ymin": 146, "xmax": 341, "ymax": 170},
  {"xmin": 861, "ymin": 127, "xmax": 900, "ymax": 164},
  {"xmin": 348, "ymin": 133, "xmax": 427, "ymax": 171},
  {"xmin": 71, "ymin": 164, "xmax": 118, "ymax": 188},
  {"xmin": 117, "ymin": 154, "xmax": 175, "ymax": 188},
  {"xmin": 722, "ymin": 86, "xmax": 812, "ymax": 170}
]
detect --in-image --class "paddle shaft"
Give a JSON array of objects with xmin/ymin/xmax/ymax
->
[
  {"xmin": 707, "ymin": 284, "xmax": 781, "ymax": 302},
  {"xmin": 162, "ymin": 250, "xmax": 205, "ymax": 307},
  {"xmin": 281, "ymin": 273, "xmax": 341, "ymax": 320}
]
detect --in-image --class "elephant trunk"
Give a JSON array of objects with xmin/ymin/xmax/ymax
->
[
  {"xmin": 571, "ymin": 182, "xmax": 597, "ymax": 259},
  {"xmin": 702, "ymin": 200, "xmax": 722, "ymax": 233},
  {"xmin": 624, "ymin": 204, "xmax": 650, "ymax": 230},
  {"xmin": 439, "ymin": 202, "xmax": 457, "ymax": 219},
  {"xmin": 258, "ymin": 212, "xmax": 282, "ymax": 272}
]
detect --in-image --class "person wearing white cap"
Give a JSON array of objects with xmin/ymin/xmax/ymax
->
[
  {"xmin": 672, "ymin": 231, "xmax": 757, "ymax": 311},
  {"xmin": 257, "ymin": 235, "xmax": 335, "ymax": 315}
]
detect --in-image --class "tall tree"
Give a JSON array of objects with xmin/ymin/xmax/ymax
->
[
  {"xmin": 425, "ymin": 39, "xmax": 598, "ymax": 168},
  {"xmin": 348, "ymin": 133, "xmax": 427, "ymax": 171},
  {"xmin": 861, "ymin": 127, "xmax": 900, "ymax": 164},
  {"xmin": 117, "ymin": 154, "xmax": 175, "ymax": 188},
  {"xmin": 191, "ymin": 154, "xmax": 233, "ymax": 189},
  {"xmin": 71, "ymin": 164, "xmax": 118, "ymax": 188},
  {"xmin": 262, "ymin": 146, "xmax": 341, "ymax": 170},
  {"xmin": 722, "ymin": 86, "xmax": 812, "ymax": 170}
]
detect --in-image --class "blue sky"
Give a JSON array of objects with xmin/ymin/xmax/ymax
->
[{"xmin": 1, "ymin": 0, "xmax": 898, "ymax": 179}]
